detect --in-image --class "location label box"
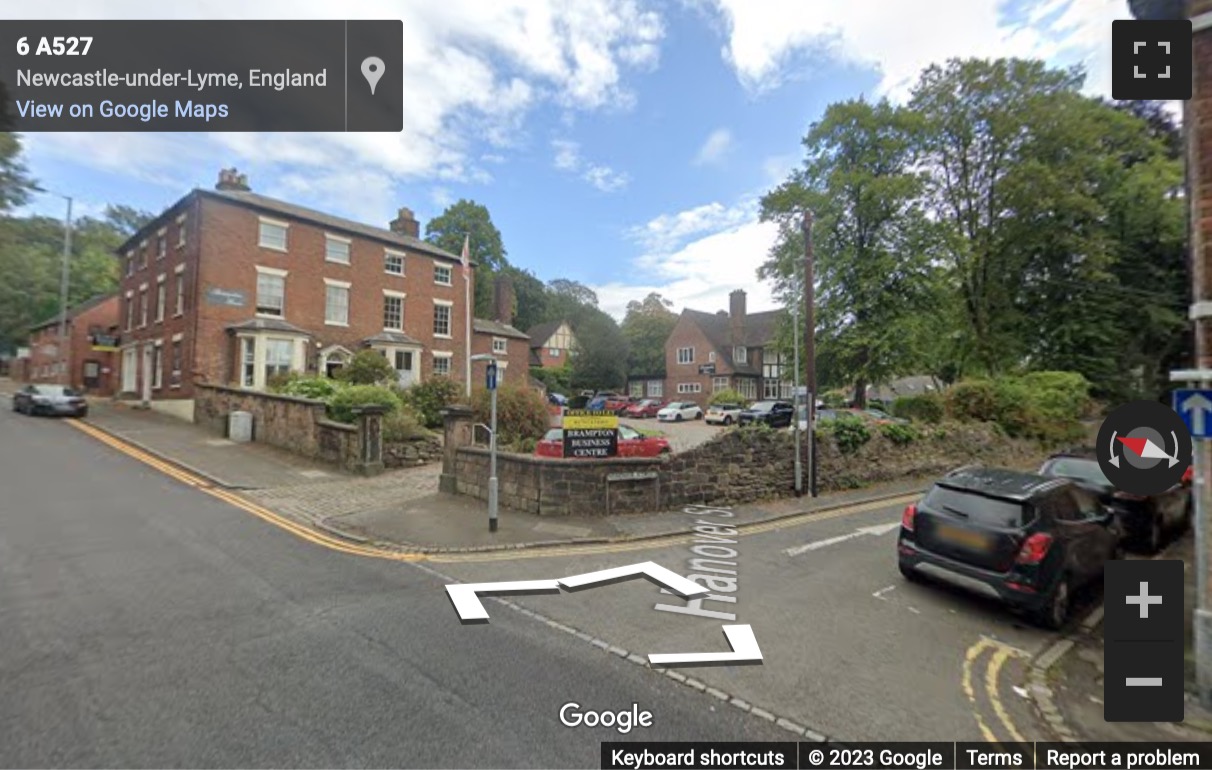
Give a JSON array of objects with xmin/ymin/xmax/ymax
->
[{"xmin": 0, "ymin": 21, "xmax": 403, "ymax": 131}]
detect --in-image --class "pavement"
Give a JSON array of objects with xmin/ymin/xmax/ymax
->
[{"xmin": 1037, "ymin": 529, "xmax": 1212, "ymax": 741}]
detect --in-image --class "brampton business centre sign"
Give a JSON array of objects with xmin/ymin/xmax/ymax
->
[{"xmin": 563, "ymin": 409, "xmax": 618, "ymax": 458}]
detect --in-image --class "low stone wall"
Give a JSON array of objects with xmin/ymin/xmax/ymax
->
[
  {"xmin": 195, "ymin": 383, "xmax": 363, "ymax": 472},
  {"xmin": 385, "ymin": 435, "xmax": 443, "ymax": 469},
  {"xmin": 445, "ymin": 415, "xmax": 1048, "ymax": 515},
  {"xmin": 454, "ymin": 448, "xmax": 662, "ymax": 515}
]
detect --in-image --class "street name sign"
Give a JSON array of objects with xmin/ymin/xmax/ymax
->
[{"xmin": 1174, "ymin": 389, "xmax": 1212, "ymax": 438}]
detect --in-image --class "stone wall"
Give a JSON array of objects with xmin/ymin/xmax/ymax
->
[
  {"xmin": 446, "ymin": 419, "xmax": 1048, "ymax": 516},
  {"xmin": 195, "ymin": 383, "xmax": 362, "ymax": 472},
  {"xmin": 385, "ymin": 435, "xmax": 443, "ymax": 469},
  {"xmin": 453, "ymin": 448, "xmax": 662, "ymax": 515}
]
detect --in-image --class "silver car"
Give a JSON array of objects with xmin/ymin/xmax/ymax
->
[{"xmin": 13, "ymin": 384, "xmax": 89, "ymax": 417}]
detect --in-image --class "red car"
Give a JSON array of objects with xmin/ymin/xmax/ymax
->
[
  {"xmin": 623, "ymin": 399, "xmax": 664, "ymax": 418},
  {"xmin": 603, "ymin": 395, "xmax": 635, "ymax": 414},
  {"xmin": 534, "ymin": 425, "xmax": 672, "ymax": 458}
]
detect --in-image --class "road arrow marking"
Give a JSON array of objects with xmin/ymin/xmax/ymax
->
[
  {"xmin": 648, "ymin": 624, "xmax": 763, "ymax": 666},
  {"xmin": 1182, "ymin": 392, "xmax": 1212, "ymax": 436},
  {"xmin": 559, "ymin": 561, "xmax": 707, "ymax": 597},
  {"xmin": 784, "ymin": 520, "xmax": 901, "ymax": 556},
  {"xmin": 446, "ymin": 580, "xmax": 561, "ymax": 622}
]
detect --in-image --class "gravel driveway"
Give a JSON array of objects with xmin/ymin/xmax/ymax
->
[{"xmin": 619, "ymin": 415, "xmax": 721, "ymax": 453}]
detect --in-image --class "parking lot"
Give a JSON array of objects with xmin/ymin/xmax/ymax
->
[{"xmin": 619, "ymin": 414, "xmax": 721, "ymax": 452}]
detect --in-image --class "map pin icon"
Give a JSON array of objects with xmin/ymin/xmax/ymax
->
[{"xmin": 361, "ymin": 56, "xmax": 385, "ymax": 95}]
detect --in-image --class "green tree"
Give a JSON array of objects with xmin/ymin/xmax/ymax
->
[
  {"xmin": 501, "ymin": 264, "xmax": 549, "ymax": 331},
  {"xmin": 102, "ymin": 204, "xmax": 155, "ymax": 237},
  {"xmin": 0, "ymin": 132, "xmax": 33, "ymax": 212},
  {"xmin": 423, "ymin": 199, "xmax": 507, "ymax": 317},
  {"xmin": 569, "ymin": 308, "xmax": 628, "ymax": 391},
  {"xmin": 759, "ymin": 98, "xmax": 940, "ymax": 407},
  {"xmin": 621, "ymin": 291, "xmax": 676, "ymax": 377},
  {"xmin": 336, "ymin": 349, "xmax": 396, "ymax": 385}
]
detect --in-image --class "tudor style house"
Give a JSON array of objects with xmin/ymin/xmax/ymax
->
[
  {"xmin": 470, "ymin": 275, "xmax": 531, "ymax": 387},
  {"xmin": 23, "ymin": 293, "xmax": 122, "ymax": 395},
  {"xmin": 526, "ymin": 319, "xmax": 577, "ymax": 368},
  {"xmin": 115, "ymin": 168, "xmax": 472, "ymax": 419},
  {"xmin": 663, "ymin": 289, "xmax": 793, "ymax": 406}
]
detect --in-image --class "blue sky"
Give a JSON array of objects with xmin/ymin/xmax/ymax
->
[{"xmin": 14, "ymin": 0, "xmax": 1126, "ymax": 321}]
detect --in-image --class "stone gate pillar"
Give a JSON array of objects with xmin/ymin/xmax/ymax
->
[
  {"xmin": 352, "ymin": 404, "xmax": 388, "ymax": 476},
  {"xmin": 440, "ymin": 404, "xmax": 475, "ymax": 494}
]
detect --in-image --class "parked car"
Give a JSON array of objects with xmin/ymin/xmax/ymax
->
[
  {"xmin": 898, "ymin": 466, "xmax": 1121, "ymax": 629},
  {"xmin": 12, "ymin": 384, "xmax": 89, "ymax": 418},
  {"xmin": 534, "ymin": 425, "xmax": 671, "ymax": 458},
  {"xmin": 705, "ymin": 403, "xmax": 745, "ymax": 426},
  {"xmin": 547, "ymin": 392, "xmax": 568, "ymax": 407},
  {"xmin": 603, "ymin": 395, "xmax": 637, "ymax": 414},
  {"xmin": 737, "ymin": 400, "xmax": 795, "ymax": 428},
  {"xmin": 587, "ymin": 391, "xmax": 626, "ymax": 411},
  {"xmin": 657, "ymin": 402, "xmax": 704, "ymax": 422},
  {"xmin": 789, "ymin": 406, "xmax": 840, "ymax": 432},
  {"xmin": 1038, "ymin": 452, "xmax": 1190, "ymax": 554},
  {"xmin": 623, "ymin": 399, "xmax": 664, "ymax": 419}
]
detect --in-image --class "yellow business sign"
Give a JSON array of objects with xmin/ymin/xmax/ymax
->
[{"xmin": 563, "ymin": 409, "xmax": 619, "ymax": 430}]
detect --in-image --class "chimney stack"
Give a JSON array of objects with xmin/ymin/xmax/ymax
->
[
  {"xmin": 389, "ymin": 207, "xmax": 420, "ymax": 238},
  {"xmin": 729, "ymin": 289, "xmax": 747, "ymax": 345},
  {"xmin": 494, "ymin": 274, "xmax": 515, "ymax": 327},
  {"xmin": 215, "ymin": 167, "xmax": 250, "ymax": 191}
]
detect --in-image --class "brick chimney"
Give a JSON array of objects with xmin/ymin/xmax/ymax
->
[
  {"xmin": 494, "ymin": 274, "xmax": 515, "ymax": 326},
  {"xmin": 389, "ymin": 207, "xmax": 420, "ymax": 238},
  {"xmin": 215, "ymin": 167, "xmax": 250, "ymax": 191},
  {"xmin": 729, "ymin": 289, "xmax": 746, "ymax": 345}
]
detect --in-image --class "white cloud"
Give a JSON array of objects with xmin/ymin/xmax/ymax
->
[
  {"xmin": 693, "ymin": 128, "xmax": 733, "ymax": 166},
  {"xmin": 13, "ymin": 0, "xmax": 664, "ymax": 207},
  {"xmin": 595, "ymin": 197, "xmax": 777, "ymax": 320},
  {"xmin": 551, "ymin": 139, "xmax": 630, "ymax": 192},
  {"xmin": 698, "ymin": 0, "xmax": 1125, "ymax": 99}
]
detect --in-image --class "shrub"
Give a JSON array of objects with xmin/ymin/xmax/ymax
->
[
  {"xmin": 828, "ymin": 414, "xmax": 871, "ymax": 454},
  {"xmin": 881, "ymin": 422, "xmax": 919, "ymax": 446},
  {"xmin": 821, "ymin": 389, "xmax": 849, "ymax": 408},
  {"xmin": 327, "ymin": 385, "xmax": 401, "ymax": 424},
  {"xmin": 471, "ymin": 384, "xmax": 550, "ymax": 446},
  {"xmin": 514, "ymin": 437, "xmax": 539, "ymax": 454},
  {"xmin": 1020, "ymin": 370, "xmax": 1091, "ymax": 423},
  {"xmin": 529, "ymin": 365, "xmax": 573, "ymax": 395},
  {"xmin": 709, "ymin": 388, "xmax": 748, "ymax": 406},
  {"xmin": 891, "ymin": 393, "xmax": 945, "ymax": 423},
  {"xmin": 381, "ymin": 407, "xmax": 430, "ymax": 443},
  {"xmin": 336, "ymin": 350, "xmax": 397, "ymax": 385},
  {"xmin": 278, "ymin": 375, "xmax": 342, "ymax": 401},
  {"xmin": 946, "ymin": 379, "xmax": 997, "ymax": 421},
  {"xmin": 266, "ymin": 371, "xmax": 301, "ymax": 392},
  {"xmin": 400, "ymin": 376, "xmax": 463, "ymax": 428}
]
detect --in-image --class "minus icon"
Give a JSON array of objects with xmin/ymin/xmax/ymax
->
[{"xmin": 1126, "ymin": 677, "xmax": 1163, "ymax": 686}]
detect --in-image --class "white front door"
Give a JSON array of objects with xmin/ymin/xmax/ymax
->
[
  {"xmin": 393, "ymin": 349, "xmax": 417, "ymax": 388},
  {"xmin": 122, "ymin": 348, "xmax": 137, "ymax": 392}
]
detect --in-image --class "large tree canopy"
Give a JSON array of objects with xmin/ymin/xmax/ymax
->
[
  {"xmin": 621, "ymin": 292, "xmax": 677, "ymax": 377},
  {"xmin": 424, "ymin": 199, "xmax": 507, "ymax": 317}
]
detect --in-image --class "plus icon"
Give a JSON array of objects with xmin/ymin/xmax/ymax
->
[
  {"xmin": 1126, "ymin": 581, "xmax": 1163, "ymax": 619},
  {"xmin": 1113, "ymin": 19, "xmax": 1192, "ymax": 100}
]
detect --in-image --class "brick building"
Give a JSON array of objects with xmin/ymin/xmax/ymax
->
[
  {"xmin": 470, "ymin": 275, "xmax": 530, "ymax": 388},
  {"xmin": 526, "ymin": 319, "xmax": 577, "ymax": 368},
  {"xmin": 663, "ymin": 289, "xmax": 793, "ymax": 406},
  {"xmin": 115, "ymin": 168, "xmax": 472, "ymax": 419},
  {"xmin": 24, "ymin": 293, "xmax": 121, "ymax": 395}
]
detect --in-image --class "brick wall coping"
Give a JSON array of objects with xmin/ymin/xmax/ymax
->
[
  {"xmin": 195, "ymin": 382, "xmax": 325, "ymax": 408},
  {"xmin": 317, "ymin": 419, "xmax": 357, "ymax": 433}
]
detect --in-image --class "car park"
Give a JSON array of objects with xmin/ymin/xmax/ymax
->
[
  {"xmin": 1038, "ymin": 451, "xmax": 1189, "ymax": 554},
  {"xmin": 534, "ymin": 425, "xmax": 671, "ymax": 458},
  {"xmin": 705, "ymin": 403, "xmax": 744, "ymax": 425},
  {"xmin": 657, "ymin": 401, "xmax": 703, "ymax": 422},
  {"xmin": 623, "ymin": 399, "xmax": 664, "ymax": 419},
  {"xmin": 897, "ymin": 465, "xmax": 1121, "ymax": 629},
  {"xmin": 12, "ymin": 384, "xmax": 89, "ymax": 418},
  {"xmin": 737, "ymin": 400, "xmax": 794, "ymax": 428}
]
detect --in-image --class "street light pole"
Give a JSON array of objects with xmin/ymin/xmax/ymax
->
[
  {"xmin": 56, "ymin": 195, "xmax": 73, "ymax": 386},
  {"xmin": 802, "ymin": 211, "xmax": 817, "ymax": 497},
  {"xmin": 792, "ymin": 298, "xmax": 803, "ymax": 496}
]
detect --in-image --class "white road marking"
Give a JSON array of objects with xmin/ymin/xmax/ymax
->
[
  {"xmin": 784, "ymin": 521, "xmax": 901, "ymax": 556},
  {"xmin": 872, "ymin": 585, "xmax": 897, "ymax": 601}
]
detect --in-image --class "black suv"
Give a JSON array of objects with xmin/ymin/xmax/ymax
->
[
  {"xmin": 737, "ymin": 400, "xmax": 794, "ymax": 428},
  {"xmin": 897, "ymin": 466, "xmax": 1122, "ymax": 629}
]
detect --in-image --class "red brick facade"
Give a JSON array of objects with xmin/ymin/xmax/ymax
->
[
  {"xmin": 24, "ymin": 294, "xmax": 121, "ymax": 395},
  {"xmin": 115, "ymin": 170, "xmax": 472, "ymax": 403}
]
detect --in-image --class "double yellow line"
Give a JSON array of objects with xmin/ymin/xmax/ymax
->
[{"xmin": 963, "ymin": 637, "xmax": 1029, "ymax": 743}]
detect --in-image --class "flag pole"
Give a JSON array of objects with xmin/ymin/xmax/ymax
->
[{"xmin": 463, "ymin": 234, "xmax": 472, "ymax": 398}]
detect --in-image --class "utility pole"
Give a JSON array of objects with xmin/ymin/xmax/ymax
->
[
  {"xmin": 56, "ymin": 195, "xmax": 73, "ymax": 386},
  {"xmin": 792, "ymin": 299, "xmax": 803, "ymax": 496},
  {"xmin": 802, "ymin": 211, "xmax": 817, "ymax": 497}
]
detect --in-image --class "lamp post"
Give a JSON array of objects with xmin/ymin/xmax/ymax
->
[
  {"xmin": 802, "ymin": 211, "xmax": 817, "ymax": 497},
  {"xmin": 35, "ymin": 187, "xmax": 73, "ymax": 385},
  {"xmin": 792, "ymin": 297, "xmax": 803, "ymax": 496},
  {"xmin": 470, "ymin": 353, "xmax": 499, "ymax": 532}
]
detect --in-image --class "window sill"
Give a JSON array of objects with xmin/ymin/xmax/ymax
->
[
  {"xmin": 325, "ymin": 321, "xmax": 350, "ymax": 327},
  {"xmin": 259, "ymin": 244, "xmax": 289, "ymax": 253},
  {"xmin": 325, "ymin": 258, "xmax": 351, "ymax": 266},
  {"xmin": 383, "ymin": 327, "xmax": 404, "ymax": 333},
  {"xmin": 173, "ymin": 313, "xmax": 184, "ymax": 318},
  {"xmin": 385, "ymin": 271, "xmax": 405, "ymax": 277},
  {"xmin": 433, "ymin": 334, "xmax": 453, "ymax": 340},
  {"xmin": 435, "ymin": 281, "xmax": 452, "ymax": 287},
  {"xmin": 170, "ymin": 384, "xmax": 181, "ymax": 390},
  {"xmin": 255, "ymin": 312, "xmax": 285, "ymax": 320}
]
